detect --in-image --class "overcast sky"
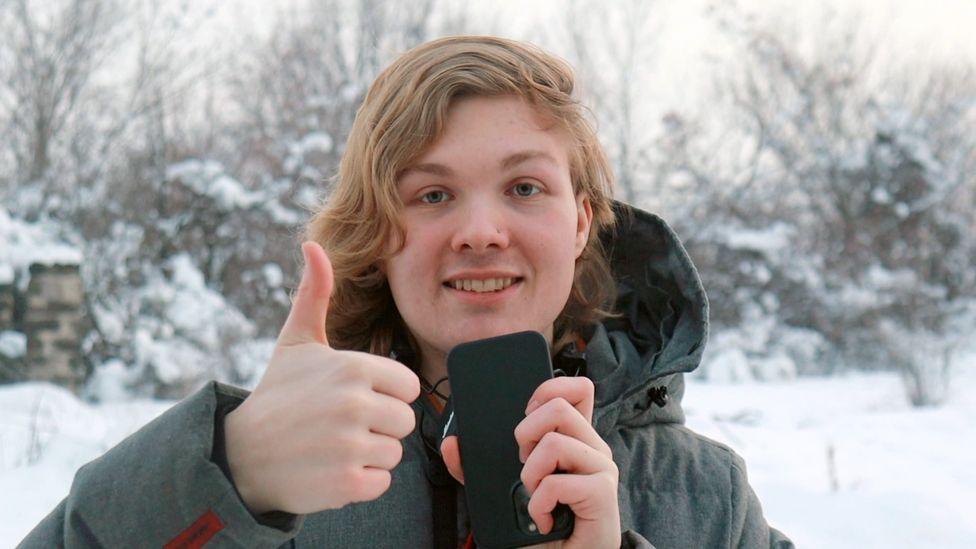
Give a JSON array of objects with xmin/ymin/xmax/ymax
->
[{"xmin": 211, "ymin": 0, "xmax": 976, "ymax": 101}]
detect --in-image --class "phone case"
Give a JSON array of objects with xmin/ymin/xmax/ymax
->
[{"xmin": 446, "ymin": 331, "xmax": 574, "ymax": 548}]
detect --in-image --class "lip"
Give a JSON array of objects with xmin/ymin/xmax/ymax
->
[
  {"xmin": 443, "ymin": 270, "xmax": 522, "ymax": 283},
  {"xmin": 443, "ymin": 274, "xmax": 523, "ymax": 305}
]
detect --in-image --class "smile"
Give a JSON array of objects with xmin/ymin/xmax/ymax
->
[{"xmin": 445, "ymin": 277, "xmax": 520, "ymax": 293}]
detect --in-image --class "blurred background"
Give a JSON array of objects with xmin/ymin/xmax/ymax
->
[{"xmin": 1, "ymin": 0, "xmax": 974, "ymax": 546}]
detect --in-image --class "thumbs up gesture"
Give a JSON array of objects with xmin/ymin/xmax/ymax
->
[{"xmin": 224, "ymin": 241, "xmax": 421, "ymax": 515}]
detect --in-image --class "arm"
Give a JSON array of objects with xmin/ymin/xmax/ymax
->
[
  {"xmin": 18, "ymin": 382, "xmax": 302, "ymax": 548},
  {"xmin": 729, "ymin": 454, "xmax": 795, "ymax": 549}
]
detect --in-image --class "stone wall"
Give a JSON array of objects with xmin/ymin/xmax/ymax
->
[
  {"xmin": 0, "ymin": 278, "xmax": 13, "ymax": 327},
  {"xmin": 0, "ymin": 264, "xmax": 87, "ymax": 391},
  {"xmin": 0, "ymin": 278, "xmax": 20, "ymax": 380}
]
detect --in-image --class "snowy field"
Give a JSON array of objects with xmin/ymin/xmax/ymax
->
[{"xmin": 1, "ymin": 365, "xmax": 974, "ymax": 547}]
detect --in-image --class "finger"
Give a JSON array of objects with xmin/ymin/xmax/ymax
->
[
  {"xmin": 520, "ymin": 431, "xmax": 612, "ymax": 494},
  {"xmin": 439, "ymin": 435, "xmax": 465, "ymax": 484},
  {"xmin": 515, "ymin": 397, "xmax": 610, "ymax": 463},
  {"xmin": 361, "ymin": 434, "xmax": 405, "ymax": 470},
  {"xmin": 525, "ymin": 377, "xmax": 595, "ymax": 423},
  {"xmin": 355, "ymin": 353, "xmax": 422, "ymax": 403},
  {"xmin": 278, "ymin": 241, "xmax": 334, "ymax": 347},
  {"xmin": 347, "ymin": 467, "xmax": 393, "ymax": 503},
  {"xmin": 366, "ymin": 392, "xmax": 417, "ymax": 439},
  {"xmin": 527, "ymin": 474, "xmax": 613, "ymax": 535}
]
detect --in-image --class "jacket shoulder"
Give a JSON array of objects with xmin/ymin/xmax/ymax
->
[
  {"xmin": 611, "ymin": 423, "xmax": 792, "ymax": 548},
  {"xmin": 612, "ymin": 422, "xmax": 740, "ymax": 493}
]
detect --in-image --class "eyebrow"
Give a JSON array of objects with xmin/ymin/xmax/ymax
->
[{"xmin": 400, "ymin": 150, "xmax": 559, "ymax": 179}]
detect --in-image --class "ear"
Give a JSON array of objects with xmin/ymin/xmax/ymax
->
[{"xmin": 574, "ymin": 194, "xmax": 593, "ymax": 259}]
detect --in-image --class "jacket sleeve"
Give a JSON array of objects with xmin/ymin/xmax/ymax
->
[
  {"xmin": 729, "ymin": 453, "xmax": 794, "ymax": 549},
  {"xmin": 620, "ymin": 529, "xmax": 656, "ymax": 548},
  {"xmin": 18, "ymin": 381, "xmax": 303, "ymax": 548}
]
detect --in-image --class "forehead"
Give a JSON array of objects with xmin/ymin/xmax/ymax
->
[{"xmin": 405, "ymin": 95, "xmax": 571, "ymax": 173}]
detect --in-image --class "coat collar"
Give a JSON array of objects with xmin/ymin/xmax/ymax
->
[{"xmin": 588, "ymin": 202, "xmax": 709, "ymax": 434}]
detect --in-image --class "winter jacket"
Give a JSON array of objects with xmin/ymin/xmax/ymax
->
[{"xmin": 20, "ymin": 203, "xmax": 794, "ymax": 548}]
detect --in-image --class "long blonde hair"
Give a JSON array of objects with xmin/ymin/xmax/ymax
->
[{"xmin": 305, "ymin": 35, "xmax": 617, "ymax": 360}]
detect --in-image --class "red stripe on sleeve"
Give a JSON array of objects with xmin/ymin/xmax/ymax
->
[{"xmin": 164, "ymin": 509, "xmax": 225, "ymax": 549}]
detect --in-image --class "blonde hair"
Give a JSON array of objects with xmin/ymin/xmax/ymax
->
[{"xmin": 305, "ymin": 35, "xmax": 617, "ymax": 361}]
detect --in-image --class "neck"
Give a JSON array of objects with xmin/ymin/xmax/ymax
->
[{"xmin": 419, "ymin": 348, "xmax": 451, "ymax": 400}]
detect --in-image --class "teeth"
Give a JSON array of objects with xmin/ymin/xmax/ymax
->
[{"xmin": 451, "ymin": 278, "xmax": 514, "ymax": 293}]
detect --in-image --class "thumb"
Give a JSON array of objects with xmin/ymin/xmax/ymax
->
[
  {"xmin": 278, "ymin": 241, "xmax": 334, "ymax": 347},
  {"xmin": 440, "ymin": 436, "xmax": 465, "ymax": 484}
]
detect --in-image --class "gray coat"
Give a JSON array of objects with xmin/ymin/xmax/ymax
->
[{"xmin": 20, "ymin": 204, "xmax": 794, "ymax": 548}]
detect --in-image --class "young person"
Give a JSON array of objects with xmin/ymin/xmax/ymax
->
[{"xmin": 22, "ymin": 36, "xmax": 794, "ymax": 548}]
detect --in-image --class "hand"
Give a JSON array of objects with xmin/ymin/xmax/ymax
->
[
  {"xmin": 224, "ymin": 241, "xmax": 421, "ymax": 515},
  {"xmin": 441, "ymin": 376, "xmax": 620, "ymax": 549}
]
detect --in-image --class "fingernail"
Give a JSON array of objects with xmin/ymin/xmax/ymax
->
[{"xmin": 525, "ymin": 399, "xmax": 538, "ymax": 414}]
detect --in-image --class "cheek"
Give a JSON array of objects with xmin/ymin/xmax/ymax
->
[
  {"xmin": 529, "ymin": 211, "xmax": 582, "ymax": 285},
  {"xmin": 386, "ymin": 226, "xmax": 441, "ymax": 298}
]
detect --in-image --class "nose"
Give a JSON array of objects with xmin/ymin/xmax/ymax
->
[{"xmin": 450, "ymin": 200, "xmax": 510, "ymax": 252}]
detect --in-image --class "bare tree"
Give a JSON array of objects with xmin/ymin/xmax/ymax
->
[
  {"xmin": 673, "ymin": 4, "xmax": 976, "ymax": 401},
  {"xmin": 0, "ymin": 0, "xmax": 122, "ymax": 194},
  {"xmin": 556, "ymin": 0, "xmax": 662, "ymax": 205}
]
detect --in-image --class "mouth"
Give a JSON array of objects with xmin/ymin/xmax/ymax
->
[{"xmin": 443, "ymin": 277, "xmax": 522, "ymax": 293}]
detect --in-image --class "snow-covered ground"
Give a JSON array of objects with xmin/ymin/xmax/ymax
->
[
  {"xmin": 683, "ymin": 364, "xmax": 976, "ymax": 548},
  {"xmin": 1, "ymin": 364, "xmax": 974, "ymax": 547}
]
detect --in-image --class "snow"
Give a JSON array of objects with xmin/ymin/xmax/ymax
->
[
  {"xmin": 262, "ymin": 262, "xmax": 284, "ymax": 288},
  {"xmin": 120, "ymin": 253, "xmax": 257, "ymax": 388},
  {"xmin": 165, "ymin": 159, "xmax": 262, "ymax": 211},
  {"xmin": 718, "ymin": 222, "xmax": 795, "ymax": 257},
  {"xmin": 297, "ymin": 131, "xmax": 333, "ymax": 155},
  {"xmin": 0, "ymin": 207, "xmax": 83, "ymax": 285},
  {"xmin": 0, "ymin": 331, "xmax": 27, "ymax": 358},
  {"xmin": 2, "ymin": 363, "xmax": 974, "ymax": 545},
  {"xmin": 683, "ymin": 364, "xmax": 976, "ymax": 548},
  {"xmin": 263, "ymin": 198, "xmax": 304, "ymax": 225}
]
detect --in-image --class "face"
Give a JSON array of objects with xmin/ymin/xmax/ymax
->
[{"xmin": 384, "ymin": 95, "xmax": 592, "ymax": 370}]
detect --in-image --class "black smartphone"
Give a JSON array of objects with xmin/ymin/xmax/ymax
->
[{"xmin": 446, "ymin": 331, "xmax": 574, "ymax": 549}]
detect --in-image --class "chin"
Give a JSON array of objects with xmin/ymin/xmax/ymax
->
[{"xmin": 452, "ymin": 320, "xmax": 542, "ymax": 345}]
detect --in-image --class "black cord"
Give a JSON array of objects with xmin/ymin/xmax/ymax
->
[{"xmin": 421, "ymin": 374, "xmax": 451, "ymax": 402}]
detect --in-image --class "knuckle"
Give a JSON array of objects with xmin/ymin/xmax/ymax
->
[
  {"xmin": 335, "ymin": 392, "xmax": 370, "ymax": 423},
  {"xmin": 536, "ymin": 474, "xmax": 556, "ymax": 494},
  {"xmin": 334, "ymin": 358, "xmax": 369, "ymax": 385},
  {"xmin": 596, "ymin": 471, "xmax": 618, "ymax": 495},
  {"xmin": 386, "ymin": 439, "xmax": 404, "ymax": 465},
  {"xmin": 346, "ymin": 471, "xmax": 373, "ymax": 501},
  {"xmin": 332, "ymin": 431, "xmax": 363, "ymax": 462},
  {"xmin": 396, "ymin": 367, "xmax": 421, "ymax": 399},
  {"xmin": 513, "ymin": 420, "xmax": 529, "ymax": 445},
  {"xmin": 553, "ymin": 397, "xmax": 575, "ymax": 418},
  {"xmin": 345, "ymin": 466, "xmax": 370, "ymax": 488},
  {"xmin": 538, "ymin": 430, "xmax": 564, "ymax": 452},
  {"xmin": 334, "ymin": 464, "xmax": 362, "ymax": 496},
  {"xmin": 356, "ymin": 470, "xmax": 391, "ymax": 501},
  {"xmin": 577, "ymin": 376, "xmax": 595, "ymax": 395},
  {"xmin": 397, "ymin": 404, "xmax": 417, "ymax": 436}
]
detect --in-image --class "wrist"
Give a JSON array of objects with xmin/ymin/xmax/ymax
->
[{"xmin": 223, "ymin": 406, "xmax": 276, "ymax": 515}]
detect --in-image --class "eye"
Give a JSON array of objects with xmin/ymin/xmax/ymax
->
[
  {"xmin": 420, "ymin": 190, "xmax": 451, "ymax": 204},
  {"xmin": 511, "ymin": 182, "xmax": 541, "ymax": 197}
]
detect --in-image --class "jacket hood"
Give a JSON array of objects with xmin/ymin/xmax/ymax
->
[{"xmin": 588, "ymin": 202, "xmax": 709, "ymax": 435}]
